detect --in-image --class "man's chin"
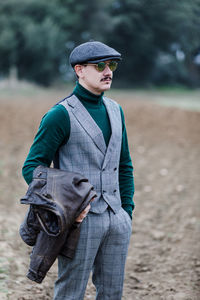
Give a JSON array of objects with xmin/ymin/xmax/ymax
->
[{"xmin": 101, "ymin": 82, "xmax": 112, "ymax": 91}]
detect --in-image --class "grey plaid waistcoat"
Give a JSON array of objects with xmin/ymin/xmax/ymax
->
[{"xmin": 58, "ymin": 94, "xmax": 122, "ymax": 213}]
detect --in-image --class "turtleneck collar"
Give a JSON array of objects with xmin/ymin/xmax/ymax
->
[{"xmin": 73, "ymin": 82, "xmax": 104, "ymax": 107}]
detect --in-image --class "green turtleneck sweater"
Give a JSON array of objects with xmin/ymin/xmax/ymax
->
[{"xmin": 22, "ymin": 83, "xmax": 134, "ymax": 218}]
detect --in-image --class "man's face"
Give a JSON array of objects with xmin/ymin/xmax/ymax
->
[{"xmin": 75, "ymin": 60, "xmax": 114, "ymax": 95}]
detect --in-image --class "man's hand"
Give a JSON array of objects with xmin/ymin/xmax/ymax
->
[{"xmin": 75, "ymin": 203, "xmax": 91, "ymax": 223}]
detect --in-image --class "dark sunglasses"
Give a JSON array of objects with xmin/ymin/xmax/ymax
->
[{"xmin": 84, "ymin": 61, "xmax": 118, "ymax": 72}]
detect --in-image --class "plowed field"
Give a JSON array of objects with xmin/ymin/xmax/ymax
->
[{"xmin": 0, "ymin": 86, "xmax": 199, "ymax": 300}]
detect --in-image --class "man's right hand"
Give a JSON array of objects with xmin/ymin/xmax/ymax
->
[{"xmin": 75, "ymin": 204, "xmax": 91, "ymax": 223}]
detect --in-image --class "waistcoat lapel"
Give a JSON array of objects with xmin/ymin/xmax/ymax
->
[
  {"xmin": 102, "ymin": 97, "xmax": 122, "ymax": 169},
  {"xmin": 67, "ymin": 95, "xmax": 107, "ymax": 155}
]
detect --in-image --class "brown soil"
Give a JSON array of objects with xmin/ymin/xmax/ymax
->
[{"xmin": 0, "ymin": 88, "xmax": 199, "ymax": 300}]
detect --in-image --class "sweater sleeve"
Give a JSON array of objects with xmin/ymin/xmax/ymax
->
[
  {"xmin": 22, "ymin": 104, "xmax": 70, "ymax": 185},
  {"xmin": 119, "ymin": 106, "xmax": 135, "ymax": 219}
]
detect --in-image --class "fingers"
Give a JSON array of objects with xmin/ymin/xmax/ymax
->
[
  {"xmin": 85, "ymin": 203, "xmax": 91, "ymax": 213},
  {"xmin": 91, "ymin": 196, "xmax": 96, "ymax": 202},
  {"xmin": 75, "ymin": 203, "xmax": 91, "ymax": 223}
]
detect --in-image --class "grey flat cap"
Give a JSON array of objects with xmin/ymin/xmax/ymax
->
[{"xmin": 69, "ymin": 41, "xmax": 121, "ymax": 67}]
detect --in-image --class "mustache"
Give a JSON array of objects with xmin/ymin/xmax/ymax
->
[{"xmin": 101, "ymin": 76, "xmax": 112, "ymax": 82}]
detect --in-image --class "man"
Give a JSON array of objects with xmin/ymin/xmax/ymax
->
[{"xmin": 22, "ymin": 41, "xmax": 134, "ymax": 300}]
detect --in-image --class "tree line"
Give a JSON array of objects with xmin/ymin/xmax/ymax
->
[{"xmin": 0, "ymin": 0, "xmax": 200, "ymax": 87}]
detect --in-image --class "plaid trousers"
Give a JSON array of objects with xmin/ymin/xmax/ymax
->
[{"xmin": 53, "ymin": 207, "xmax": 132, "ymax": 300}]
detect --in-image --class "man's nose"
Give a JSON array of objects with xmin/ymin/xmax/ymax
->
[{"xmin": 103, "ymin": 64, "xmax": 112, "ymax": 75}]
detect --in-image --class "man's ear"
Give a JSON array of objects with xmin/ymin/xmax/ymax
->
[{"xmin": 74, "ymin": 65, "xmax": 84, "ymax": 78}]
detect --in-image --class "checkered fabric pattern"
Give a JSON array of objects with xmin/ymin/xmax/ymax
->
[
  {"xmin": 59, "ymin": 95, "xmax": 122, "ymax": 214},
  {"xmin": 54, "ymin": 95, "xmax": 131, "ymax": 299},
  {"xmin": 53, "ymin": 208, "xmax": 132, "ymax": 300}
]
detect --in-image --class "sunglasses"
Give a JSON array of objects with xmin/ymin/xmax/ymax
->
[{"xmin": 84, "ymin": 61, "xmax": 118, "ymax": 72}]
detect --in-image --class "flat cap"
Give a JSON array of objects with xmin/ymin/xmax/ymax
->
[{"xmin": 69, "ymin": 41, "xmax": 121, "ymax": 67}]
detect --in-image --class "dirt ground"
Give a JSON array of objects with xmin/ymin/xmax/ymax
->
[{"xmin": 0, "ymin": 86, "xmax": 199, "ymax": 300}]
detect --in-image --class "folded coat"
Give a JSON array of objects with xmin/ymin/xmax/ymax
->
[{"xmin": 19, "ymin": 165, "xmax": 96, "ymax": 283}]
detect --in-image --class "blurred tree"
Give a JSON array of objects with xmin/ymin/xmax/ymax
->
[
  {"xmin": 0, "ymin": 0, "xmax": 98, "ymax": 85},
  {"xmin": 0, "ymin": 0, "xmax": 113, "ymax": 85},
  {"xmin": 105, "ymin": 0, "xmax": 200, "ymax": 87},
  {"xmin": 0, "ymin": 0, "xmax": 199, "ymax": 86},
  {"xmin": 0, "ymin": 0, "xmax": 64, "ymax": 84}
]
